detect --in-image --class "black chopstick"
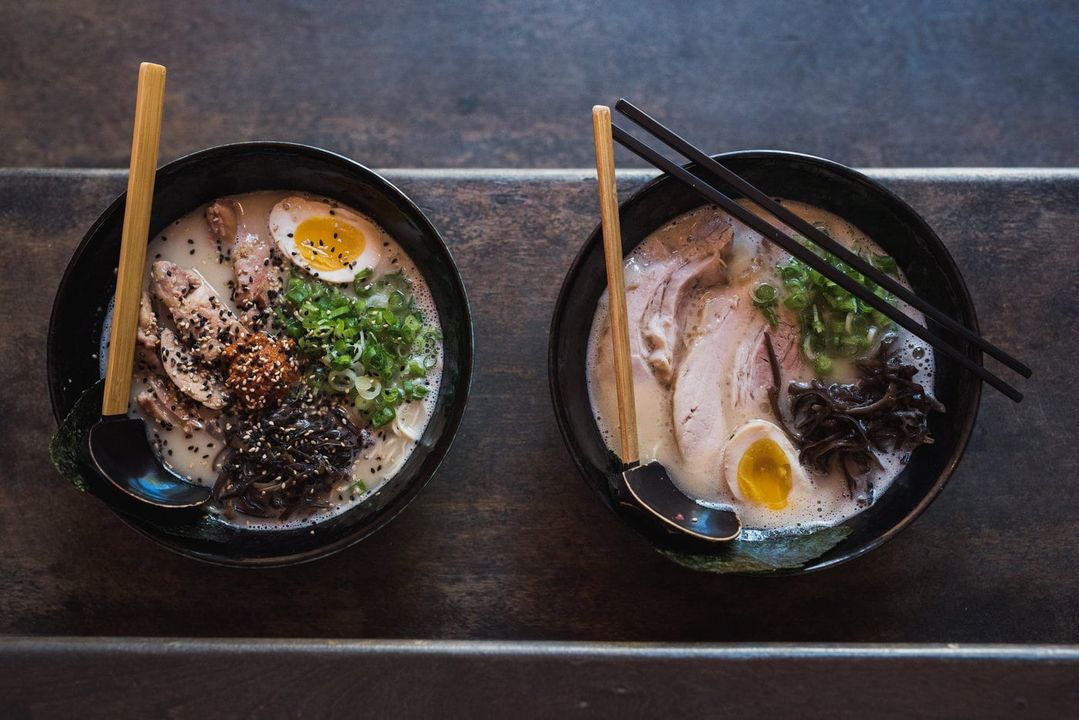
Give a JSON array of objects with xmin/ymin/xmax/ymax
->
[
  {"xmin": 609, "ymin": 122, "xmax": 1024, "ymax": 403},
  {"xmin": 616, "ymin": 98, "xmax": 1032, "ymax": 380}
]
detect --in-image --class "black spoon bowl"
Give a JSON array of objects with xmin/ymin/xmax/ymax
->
[
  {"xmin": 86, "ymin": 416, "xmax": 211, "ymax": 508},
  {"xmin": 619, "ymin": 461, "xmax": 741, "ymax": 542}
]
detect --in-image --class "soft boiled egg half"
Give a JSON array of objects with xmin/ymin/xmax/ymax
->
[
  {"xmin": 721, "ymin": 419, "xmax": 810, "ymax": 521},
  {"xmin": 269, "ymin": 196, "xmax": 383, "ymax": 283}
]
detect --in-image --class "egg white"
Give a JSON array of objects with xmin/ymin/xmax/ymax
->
[
  {"xmin": 269, "ymin": 196, "xmax": 383, "ymax": 284},
  {"xmin": 721, "ymin": 419, "xmax": 810, "ymax": 511}
]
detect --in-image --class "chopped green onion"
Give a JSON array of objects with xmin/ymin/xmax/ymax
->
[
  {"xmin": 371, "ymin": 405, "xmax": 396, "ymax": 427},
  {"xmin": 810, "ymin": 304, "xmax": 825, "ymax": 335},
  {"xmin": 751, "ymin": 283, "xmax": 779, "ymax": 327},
  {"xmin": 775, "ymin": 246, "xmax": 900, "ymax": 375},
  {"xmin": 783, "ymin": 291, "xmax": 808, "ymax": 310},
  {"xmin": 753, "ymin": 283, "xmax": 777, "ymax": 304},
  {"xmin": 273, "ymin": 268, "xmax": 437, "ymax": 426},
  {"xmin": 871, "ymin": 253, "xmax": 899, "ymax": 274}
]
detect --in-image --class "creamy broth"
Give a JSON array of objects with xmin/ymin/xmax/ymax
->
[
  {"xmin": 101, "ymin": 190, "xmax": 442, "ymax": 529},
  {"xmin": 586, "ymin": 200, "xmax": 935, "ymax": 533}
]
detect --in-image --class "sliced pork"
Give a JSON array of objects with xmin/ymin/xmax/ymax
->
[
  {"xmin": 673, "ymin": 297, "xmax": 806, "ymax": 476},
  {"xmin": 134, "ymin": 291, "xmax": 161, "ymax": 373},
  {"xmin": 137, "ymin": 374, "xmax": 205, "ymax": 436},
  {"xmin": 205, "ymin": 199, "xmax": 237, "ymax": 254},
  {"xmin": 671, "ymin": 292, "xmax": 743, "ymax": 473},
  {"xmin": 206, "ymin": 200, "xmax": 280, "ymax": 328},
  {"xmin": 731, "ymin": 314, "xmax": 803, "ymax": 412},
  {"xmin": 636, "ymin": 215, "xmax": 732, "ymax": 382},
  {"xmin": 159, "ymin": 327, "xmax": 230, "ymax": 409},
  {"xmin": 150, "ymin": 261, "xmax": 248, "ymax": 363}
]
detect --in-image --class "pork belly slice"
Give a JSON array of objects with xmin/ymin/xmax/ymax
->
[
  {"xmin": 622, "ymin": 257, "xmax": 679, "ymax": 382},
  {"xmin": 150, "ymin": 261, "xmax": 248, "ymax": 363},
  {"xmin": 671, "ymin": 293, "xmax": 743, "ymax": 473},
  {"xmin": 673, "ymin": 298, "xmax": 806, "ymax": 477},
  {"xmin": 731, "ymin": 315, "xmax": 803, "ymax": 412},
  {"xmin": 206, "ymin": 199, "xmax": 280, "ymax": 328},
  {"xmin": 637, "ymin": 215, "xmax": 733, "ymax": 383},
  {"xmin": 136, "ymin": 374, "xmax": 205, "ymax": 436},
  {"xmin": 159, "ymin": 327, "xmax": 229, "ymax": 409}
]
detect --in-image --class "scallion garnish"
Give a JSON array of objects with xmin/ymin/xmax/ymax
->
[
  {"xmin": 774, "ymin": 242, "xmax": 901, "ymax": 376},
  {"xmin": 752, "ymin": 282, "xmax": 779, "ymax": 327},
  {"xmin": 273, "ymin": 269, "xmax": 440, "ymax": 427}
]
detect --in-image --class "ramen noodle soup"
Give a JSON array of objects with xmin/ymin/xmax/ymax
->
[
  {"xmin": 102, "ymin": 191, "xmax": 442, "ymax": 529},
  {"xmin": 587, "ymin": 200, "xmax": 941, "ymax": 535}
]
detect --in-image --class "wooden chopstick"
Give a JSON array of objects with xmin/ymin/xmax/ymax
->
[
  {"xmin": 615, "ymin": 98, "xmax": 1032, "ymax": 380},
  {"xmin": 609, "ymin": 122, "xmax": 1024, "ymax": 403},
  {"xmin": 102, "ymin": 62, "xmax": 167, "ymax": 416},
  {"xmin": 592, "ymin": 106, "xmax": 640, "ymax": 464}
]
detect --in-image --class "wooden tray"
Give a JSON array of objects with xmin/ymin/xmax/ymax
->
[{"xmin": 1, "ymin": 168, "xmax": 1076, "ymax": 717}]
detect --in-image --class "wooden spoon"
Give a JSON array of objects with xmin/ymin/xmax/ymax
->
[
  {"xmin": 86, "ymin": 62, "xmax": 211, "ymax": 508},
  {"xmin": 592, "ymin": 105, "xmax": 740, "ymax": 542}
]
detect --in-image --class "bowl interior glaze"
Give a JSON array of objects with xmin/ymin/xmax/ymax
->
[
  {"xmin": 48, "ymin": 142, "xmax": 473, "ymax": 566},
  {"xmin": 549, "ymin": 151, "xmax": 981, "ymax": 574}
]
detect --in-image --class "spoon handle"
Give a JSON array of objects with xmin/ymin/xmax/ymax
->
[
  {"xmin": 102, "ymin": 63, "xmax": 166, "ymax": 416},
  {"xmin": 592, "ymin": 106, "xmax": 639, "ymax": 465}
]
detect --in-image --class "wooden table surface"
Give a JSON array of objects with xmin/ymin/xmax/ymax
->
[
  {"xmin": 2, "ymin": 166, "xmax": 1077, "ymax": 645},
  {"xmin": 2, "ymin": 167, "xmax": 1078, "ymax": 717},
  {"xmin": 0, "ymin": 639, "xmax": 1075, "ymax": 718},
  {"xmin": 3, "ymin": 1, "xmax": 1078, "ymax": 169}
]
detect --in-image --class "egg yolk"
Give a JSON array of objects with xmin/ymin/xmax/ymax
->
[
  {"xmin": 736, "ymin": 439, "xmax": 793, "ymax": 510},
  {"xmin": 293, "ymin": 215, "xmax": 365, "ymax": 271}
]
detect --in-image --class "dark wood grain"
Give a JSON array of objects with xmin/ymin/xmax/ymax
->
[
  {"xmin": 2, "ymin": 1, "xmax": 1078, "ymax": 169},
  {"xmin": 0, "ymin": 169, "xmax": 1077, "ymax": 644},
  {"xmin": 1, "ymin": 639, "xmax": 1076, "ymax": 719}
]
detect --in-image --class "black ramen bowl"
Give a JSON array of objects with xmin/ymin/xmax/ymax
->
[
  {"xmin": 549, "ymin": 150, "xmax": 981, "ymax": 575},
  {"xmin": 48, "ymin": 142, "xmax": 473, "ymax": 567}
]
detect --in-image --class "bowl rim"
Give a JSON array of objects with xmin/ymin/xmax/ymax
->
[
  {"xmin": 547, "ymin": 148, "xmax": 982, "ymax": 575},
  {"xmin": 47, "ymin": 140, "xmax": 475, "ymax": 567}
]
